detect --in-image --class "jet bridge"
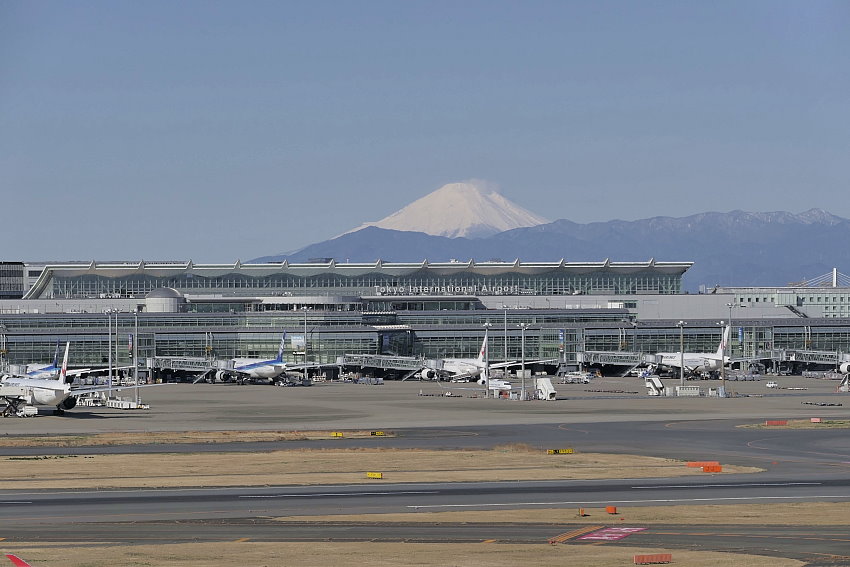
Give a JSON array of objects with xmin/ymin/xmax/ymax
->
[
  {"xmin": 579, "ymin": 351, "xmax": 644, "ymax": 366},
  {"xmin": 784, "ymin": 350, "xmax": 841, "ymax": 365},
  {"xmin": 338, "ymin": 354, "xmax": 426, "ymax": 371},
  {"xmin": 146, "ymin": 357, "xmax": 233, "ymax": 372}
]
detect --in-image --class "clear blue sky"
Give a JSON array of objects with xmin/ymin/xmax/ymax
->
[{"xmin": 2, "ymin": 1, "xmax": 848, "ymax": 261}]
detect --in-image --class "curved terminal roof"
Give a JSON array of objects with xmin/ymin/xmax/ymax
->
[{"xmin": 24, "ymin": 258, "xmax": 693, "ymax": 299}]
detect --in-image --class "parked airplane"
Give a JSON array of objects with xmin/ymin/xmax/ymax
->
[
  {"xmin": 655, "ymin": 325, "xmax": 731, "ymax": 374},
  {"xmin": 5, "ymin": 340, "xmax": 130, "ymax": 381},
  {"xmin": 1, "ymin": 343, "xmax": 160, "ymax": 416},
  {"xmin": 213, "ymin": 333, "xmax": 329, "ymax": 385},
  {"xmin": 417, "ymin": 330, "xmax": 552, "ymax": 382}
]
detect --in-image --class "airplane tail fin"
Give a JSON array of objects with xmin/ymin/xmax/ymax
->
[
  {"xmin": 276, "ymin": 332, "xmax": 287, "ymax": 362},
  {"xmin": 51, "ymin": 339, "xmax": 61, "ymax": 367},
  {"xmin": 59, "ymin": 342, "xmax": 70, "ymax": 383},
  {"xmin": 476, "ymin": 330, "xmax": 488, "ymax": 364},
  {"xmin": 717, "ymin": 325, "xmax": 731, "ymax": 358}
]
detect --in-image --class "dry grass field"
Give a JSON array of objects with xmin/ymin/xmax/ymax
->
[
  {"xmin": 1, "ymin": 446, "xmax": 760, "ymax": 490},
  {"xmin": 0, "ymin": 541, "xmax": 805, "ymax": 567},
  {"xmin": 0, "ymin": 429, "xmax": 387, "ymax": 447},
  {"xmin": 281, "ymin": 501, "xmax": 850, "ymax": 526}
]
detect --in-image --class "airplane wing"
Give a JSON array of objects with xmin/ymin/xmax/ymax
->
[
  {"xmin": 488, "ymin": 360, "xmax": 519, "ymax": 369},
  {"xmin": 490, "ymin": 358, "xmax": 558, "ymax": 369},
  {"xmin": 277, "ymin": 362, "xmax": 338, "ymax": 372},
  {"xmin": 5, "ymin": 555, "xmax": 32, "ymax": 567},
  {"xmin": 64, "ymin": 368, "xmax": 92, "ymax": 376},
  {"xmin": 67, "ymin": 365, "xmax": 134, "ymax": 377}
]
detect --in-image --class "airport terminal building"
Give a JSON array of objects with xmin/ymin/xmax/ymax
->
[{"xmin": 2, "ymin": 259, "xmax": 850, "ymax": 376}]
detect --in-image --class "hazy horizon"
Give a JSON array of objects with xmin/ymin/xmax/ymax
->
[{"xmin": 3, "ymin": 1, "xmax": 848, "ymax": 261}]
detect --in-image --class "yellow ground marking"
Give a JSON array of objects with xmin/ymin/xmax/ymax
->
[{"xmin": 549, "ymin": 525, "xmax": 603, "ymax": 543}]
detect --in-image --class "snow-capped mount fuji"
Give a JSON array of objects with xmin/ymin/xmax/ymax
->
[
  {"xmin": 250, "ymin": 205, "xmax": 850, "ymax": 291},
  {"xmin": 345, "ymin": 181, "xmax": 550, "ymax": 238}
]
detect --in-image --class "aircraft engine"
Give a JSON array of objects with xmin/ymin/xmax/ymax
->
[
  {"xmin": 840, "ymin": 362, "xmax": 850, "ymax": 374},
  {"xmin": 215, "ymin": 370, "xmax": 231, "ymax": 382},
  {"xmin": 420, "ymin": 369, "xmax": 437, "ymax": 380},
  {"xmin": 58, "ymin": 397, "xmax": 78, "ymax": 410}
]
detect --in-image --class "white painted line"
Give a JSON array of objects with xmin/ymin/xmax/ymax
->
[
  {"xmin": 240, "ymin": 491, "xmax": 438, "ymax": 499},
  {"xmin": 631, "ymin": 482, "xmax": 822, "ymax": 489},
  {"xmin": 406, "ymin": 494, "xmax": 850, "ymax": 509}
]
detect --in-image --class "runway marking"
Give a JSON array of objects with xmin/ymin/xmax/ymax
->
[
  {"xmin": 556, "ymin": 424, "xmax": 591, "ymax": 434},
  {"xmin": 233, "ymin": 537, "xmax": 250, "ymax": 542},
  {"xmin": 631, "ymin": 482, "xmax": 822, "ymax": 489},
  {"xmin": 548, "ymin": 525, "xmax": 603, "ymax": 543},
  {"xmin": 747, "ymin": 437, "xmax": 850, "ymax": 460},
  {"xmin": 578, "ymin": 527, "xmax": 646, "ymax": 541},
  {"xmin": 480, "ymin": 539, "xmax": 497, "ymax": 543},
  {"xmin": 239, "ymin": 491, "xmax": 438, "ymax": 499},
  {"xmin": 652, "ymin": 531, "xmax": 850, "ymax": 543},
  {"xmin": 406, "ymin": 494, "xmax": 850, "ymax": 509}
]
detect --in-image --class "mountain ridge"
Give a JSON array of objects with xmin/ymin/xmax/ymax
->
[{"xmin": 251, "ymin": 208, "xmax": 850, "ymax": 291}]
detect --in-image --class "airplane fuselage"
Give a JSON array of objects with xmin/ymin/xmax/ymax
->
[
  {"xmin": 231, "ymin": 358, "xmax": 286, "ymax": 379},
  {"xmin": 1, "ymin": 377, "xmax": 71, "ymax": 407},
  {"xmin": 657, "ymin": 353, "xmax": 724, "ymax": 372},
  {"xmin": 442, "ymin": 358, "xmax": 484, "ymax": 377}
]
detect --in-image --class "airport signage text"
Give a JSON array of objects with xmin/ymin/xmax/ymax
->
[{"xmin": 374, "ymin": 285, "xmax": 521, "ymax": 296}]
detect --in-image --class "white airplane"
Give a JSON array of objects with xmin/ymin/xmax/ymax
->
[
  {"xmin": 213, "ymin": 333, "xmax": 328, "ymax": 384},
  {"xmin": 1, "ymin": 343, "xmax": 160, "ymax": 416},
  {"xmin": 655, "ymin": 325, "xmax": 731, "ymax": 374},
  {"xmin": 7, "ymin": 340, "xmax": 130, "ymax": 381},
  {"xmin": 417, "ymin": 330, "xmax": 552, "ymax": 383}
]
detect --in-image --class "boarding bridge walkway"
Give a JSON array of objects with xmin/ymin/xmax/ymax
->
[
  {"xmin": 784, "ymin": 350, "xmax": 842, "ymax": 365},
  {"xmin": 579, "ymin": 351, "xmax": 643, "ymax": 366},
  {"xmin": 337, "ymin": 354, "xmax": 427, "ymax": 371},
  {"xmin": 146, "ymin": 357, "xmax": 234, "ymax": 373}
]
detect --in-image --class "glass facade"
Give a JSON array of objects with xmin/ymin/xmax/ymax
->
[
  {"xmin": 2, "ymin": 309, "xmax": 850, "ymax": 375},
  {"xmin": 28, "ymin": 260, "xmax": 691, "ymax": 300},
  {"xmin": 0, "ymin": 262, "xmax": 24, "ymax": 299}
]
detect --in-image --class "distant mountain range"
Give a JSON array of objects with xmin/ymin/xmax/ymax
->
[{"xmin": 251, "ymin": 183, "xmax": 850, "ymax": 291}]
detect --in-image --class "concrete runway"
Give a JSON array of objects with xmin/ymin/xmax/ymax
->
[
  {"xmin": 0, "ymin": 374, "xmax": 846, "ymax": 434},
  {"xmin": 1, "ymin": 478, "xmax": 850, "ymax": 564},
  {"xmin": 1, "ymin": 375, "xmax": 848, "ymax": 565}
]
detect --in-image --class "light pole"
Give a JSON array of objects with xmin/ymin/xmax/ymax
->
[
  {"xmin": 677, "ymin": 320, "xmax": 686, "ymax": 387},
  {"xmin": 518, "ymin": 323, "xmax": 530, "ymax": 400},
  {"xmin": 501, "ymin": 305, "xmax": 508, "ymax": 362},
  {"xmin": 301, "ymin": 306, "xmax": 310, "ymax": 364},
  {"xmin": 719, "ymin": 318, "xmax": 727, "ymax": 396},
  {"xmin": 482, "ymin": 322, "xmax": 492, "ymax": 394},
  {"xmin": 105, "ymin": 309, "xmax": 114, "ymax": 396},
  {"xmin": 133, "ymin": 311, "xmax": 139, "ymax": 404}
]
